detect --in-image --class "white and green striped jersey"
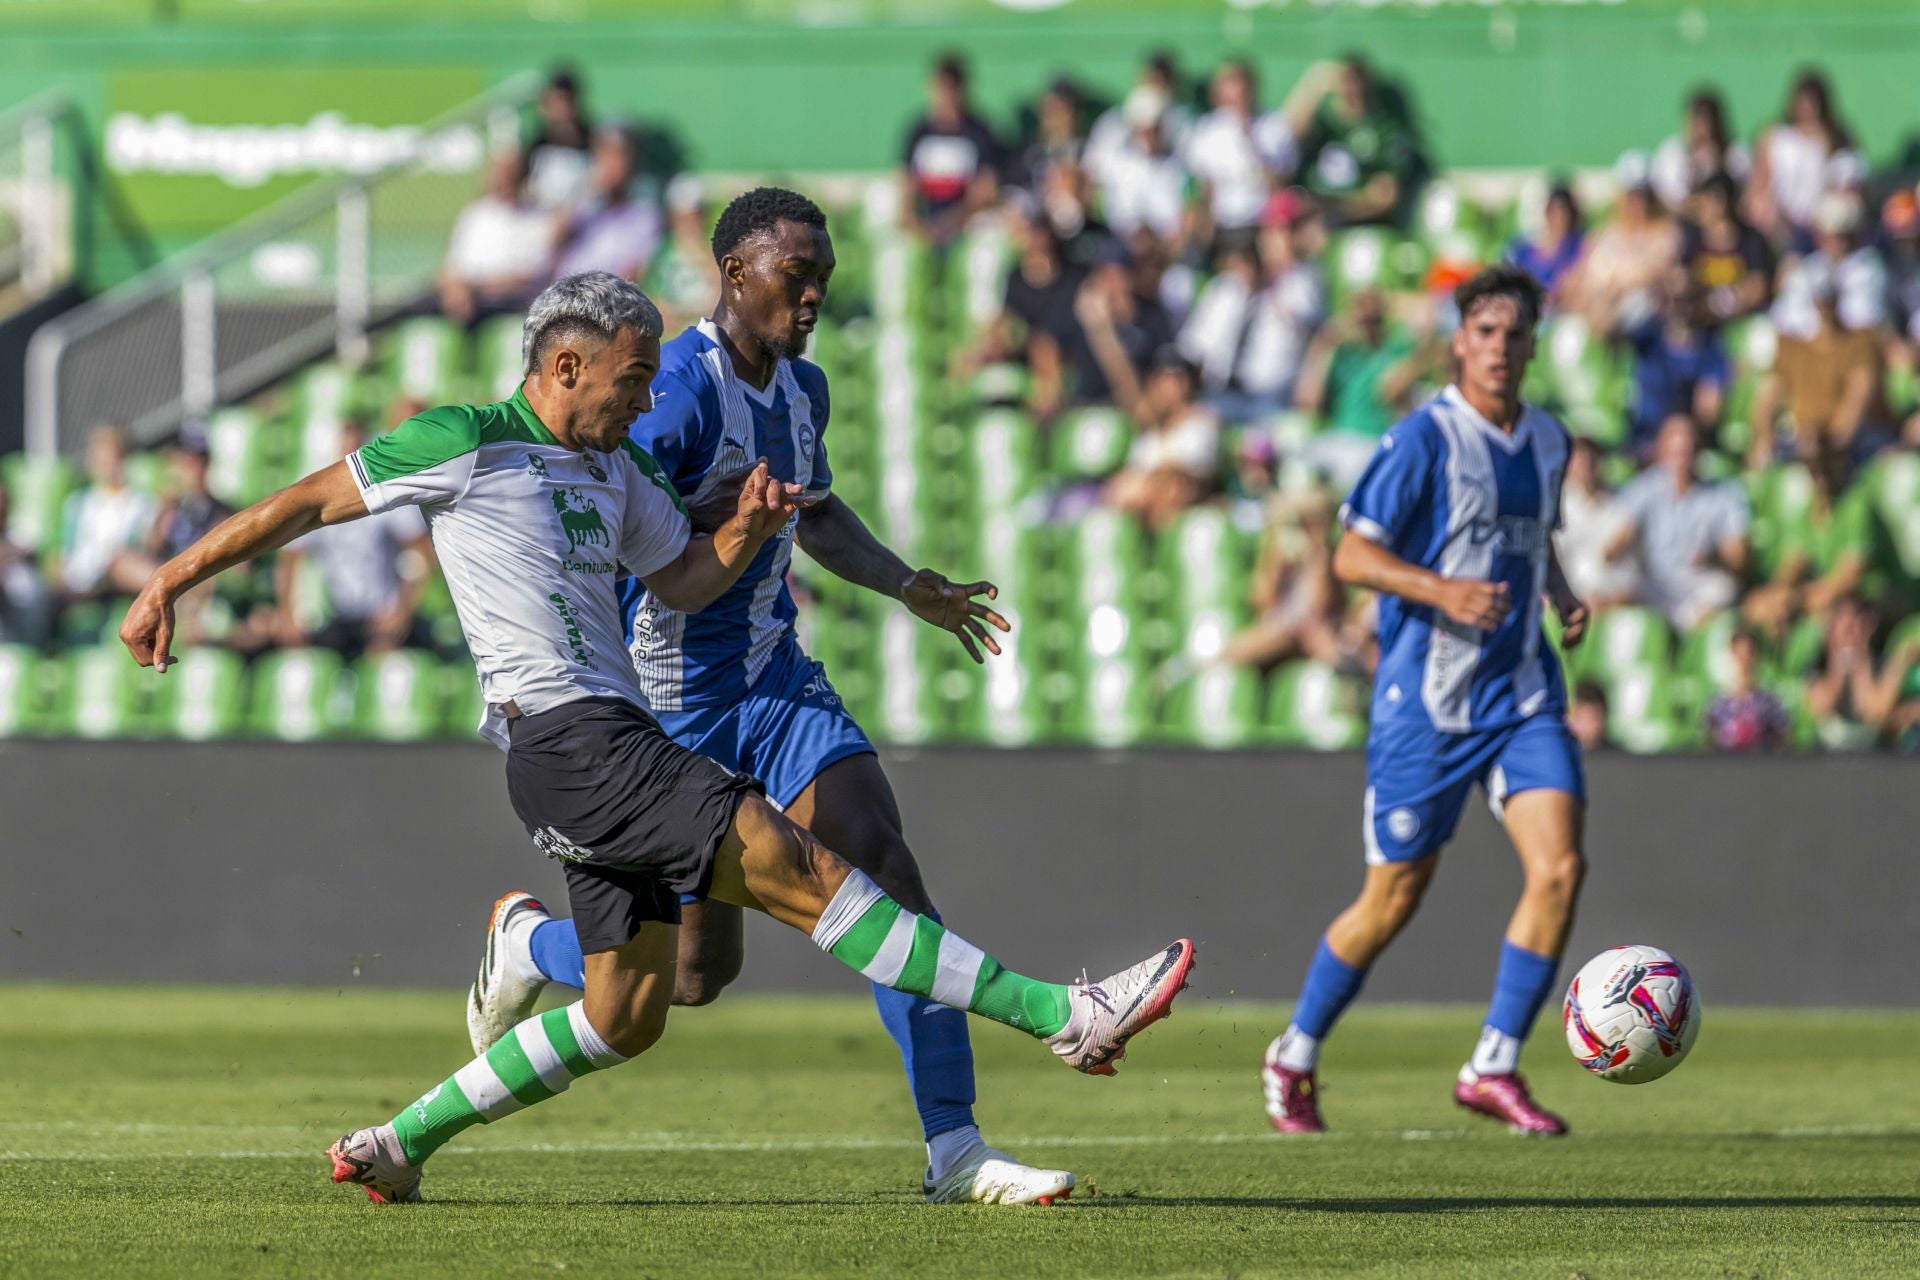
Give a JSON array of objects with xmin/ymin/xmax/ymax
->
[{"xmin": 348, "ymin": 388, "xmax": 690, "ymax": 747}]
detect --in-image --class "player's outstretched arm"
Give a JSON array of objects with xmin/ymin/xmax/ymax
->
[
  {"xmin": 1333, "ymin": 527, "xmax": 1510, "ymax": 631},
  {"xmin": 795, "ymin": 495, "xmax": 1009, "ymax": 663},
  {"xmin": 644, "ymin": 460, "xmax": 807, "ymax": 613},
  {"xmin": 120, "ymin": 460, "xmax": 369, "ymax": 672}
]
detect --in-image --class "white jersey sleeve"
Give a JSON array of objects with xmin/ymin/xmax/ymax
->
[{"xmin": 347, "ymin": 405, "xmax": 482, "ymax": 514}]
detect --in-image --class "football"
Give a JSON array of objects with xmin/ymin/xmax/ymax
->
[{"xmin": 1564, "ymin": 945, "xmax": 1701, "ymax": 1083}]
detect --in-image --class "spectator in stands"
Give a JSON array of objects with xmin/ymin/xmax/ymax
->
[
  {"xmin": 1759, "ymin": 197, "xmax": 1890, "ymax": 464},
  {"xmin": 1181, "ymin": 59, "xmax": 1291, "ymax": 242},
  {"xmin": 646, "ymin": 175, "xmax": 720, "ymax": 335},
  {"xmin": 1744, "ymin": 446, "xmax": 1872, "ymax": 634},
  {"xmin": 900, "ymin": 52, "xmax": 1002, "ymax": 246},
  {"xmin": 1651, "ymin": 88, "xmax": 1750, "ymax": 215},
  {"xmin": 1084, "ymin": 50, "xmax": 1194, "ymax": 187},
  {"xmin": 1283, "ymin": 55, "xmax": 1427, "ymax": 228},
  {"xmin": 1178, "ymin": 190, "xmax": 1326, "ymax": 421},
  {"xmin": 1089, "ymin": 84, "xmax": 1193, "ymax": 252},
  {"xmin": 550, "ymin": 123, "xmax": 664, "ymax": 283},
  {"xmin": 57, "ymin": 424, "xmax": 155, "ymax": 605},
  {"xmin": 1292, "ymin": 288, "xmax": 1437, "ymax": 491},
  {"xmin": 1010, "ymin": 77, "xmax": 1090, "ymax": 195},
  {"xmin": 1506, "ymin": 182, "xmax": 1586, "ymax": 305},
  {"xmin": 961, "ymin": 200, "xmax": 1088, "ymax": 421},
  {"xmin": 1882, "ymin": 186, "xmax": 1920, "ymax": 361},
  {"xmin": 1806, "ymin": 595, "xmax": 1920, "ymax": 750},
  {"xmin": 1624, "ymin": 286, "xmax": 1729, "ymax": 458},
  {"xmin": 1216, "ymin": 487, "xmax": 1357, "ymax": 673},
  {"xmin": 1746, "ymin": 69, "xmax": 1858, "ymax": 252},
  {"xmin": 1553, "ymin": 435, "xmax": 1637, "ymax": 613},
  {"xmin": 1674, "ymin": 172, "xmax": 1772, "ymax": 329},
  {"xmin": 1607, "ymin": 413, "xmax": 1751, "ymax": 629},
  {"xmin": 1566, "ymin": 680, "xmax": 1611, "ymax": 753},
  {"xmin": 1703, "ymin": 626, "xmax": 1791, "ymax": 753},
  {"xmin": 438, "ymin": 148, "xmax": 551, "ymax": 325},
  {"xmin": 0, "ymin": 482, "xmax": 51, "ymax": 647},
  {"xmin": 1075, "ymin": 239, "xmax": 1179, "ymax": 413},
  {"xmin": 108, "ymin": 434, "xmax": 234, "ymax": 648},
  {"xmin": 524, "ymin": 67, "xmax": 595, "ymax": 211},
  {"xmin": 272, "ymin": 421, "xmax": 435, "ymax": 659},
  {"xmin": 1563, "ymin": 154, "xmax": 1679, "ymax": 335},
  {"xmin": 1100, "ymin": 350, "xmax": 1219, "ymax": 532}
]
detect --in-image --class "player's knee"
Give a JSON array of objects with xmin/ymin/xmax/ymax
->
[
  {"xmin": 601, "ymin": 1003, "xmax": 670, "ymax": 1058},
  {"xmin": 862, "ymin": 830, "xmax": 930, "ymax": 913},
  {"xmin": 673, "ymin": 953, "xmax": 743, "ymax": 1008},
  {"xmin": 1527, "ymin": 848, "xmax": 1586, "ymax": 903}
]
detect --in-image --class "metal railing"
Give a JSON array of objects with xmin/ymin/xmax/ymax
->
[
  {"xmin": 24, "ymin": 74, "xmax": 537, "ymax": 458},
  {"xmin": 0, "ymin": 90, "xmax": 83, "ymax": 307}
]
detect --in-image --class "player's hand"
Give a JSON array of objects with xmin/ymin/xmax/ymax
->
[
  {"xmin": 1436, "ymin": 578, "xmax": 1510, "ymax": 631},
  {"xmin": 1553, "ymin": 590, "xmax": 1590, "ymax": 650},
  {"xmin": 688, "ymin": 464, "xmax": 757, "ymax": 534},
  {"xmin": 733, "ymin": 459, "xmax": 813, "ymax": 541},
  {"xmin": 901, "ymin": 569, "xmax": 1010, "ymax": 663},
  {"xmin": 119, "ymin": 582, "xmax": 180, "ymax": 674}
]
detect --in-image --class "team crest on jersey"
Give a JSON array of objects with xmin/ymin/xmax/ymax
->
[
  {"xmin": 1386, "ymin": 807, "xmax": 1421, "ymax": 843},
  {"xmin": 552, "ymin": 488, "xmax": 610, "ymax": 552},
  {"xmin": 582, "ymin": 455, "xmax": 608, "ymax": 482}
]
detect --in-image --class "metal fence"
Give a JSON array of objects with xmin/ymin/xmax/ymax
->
[
  {"xmin": 0, "ymin": 91, "xmax": 80, "ymax": 310},
  {"xmin": 23, "ymin": 76, "xmax": 536, "ymax": 459}
]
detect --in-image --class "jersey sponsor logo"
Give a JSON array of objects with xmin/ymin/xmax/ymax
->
[
  {"xmin": 582, "ymin": 455, "xmax": 608, "ymax": 483},
  {"xmin": 799, "ymin": 666, "xmax": 842, "ymax": 707},
  {"xmin": 551, "ymin": 487, "xmax": 611, "ymax": 552},
  {"xmin": 1468, "ymin": 513, "xmax": 1547, "ymax": 557},
  {"xmin": 532, "ymin": 825, "xmax": 595, "ymax": 864},
  {"xmin": 548, "ymin": 590, "xmax": 599, "ymax": 670}
]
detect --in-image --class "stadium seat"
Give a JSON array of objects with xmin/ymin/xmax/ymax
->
[
  {"xmin": 1579, "ymin": 605, "xmax": 1674, "ymax": 687},
  {"xmin": 248, "ymin": 647, "xmax": 346, "ymax": 741},
  {"xmin": 1608, "ymin": 667, "xmax": 1695, "ymax": 753},
  {"xmin": 1266, "ymin": 661, "xmax": 1367, "ymax": 750},
  {"xmin": 1159, "ymin": 506, "xmax": 1252, "ymax": 616},
  {"xmin": 1865, "ymin": 451, "xmax": 1920, "ymax": 602},
  {"xmin": 1051, "ymin": 406, "xmax": 1132, "ymax": 481},
  {"xmin": 442, "ymin": 661, "xmax": 487, "ymax": 740},
  {"xmin": 0, "ymin": 644, "xmax": 42, "ymax": 736},
  {"xmin": 968, "ymin": 409, "xmax": 1043, "ymax": 516},
  {"xmin": 1058, "ymin": 653, "xmax": 1151, "ymax": 748},
  {"xmin": 387, "ymin": 316, "xmax": 470, "ymax": 404},
  {"xmin": 152, "ymin": 647, "xmax": 249, "ymax": 740},
  {"xmin": 1159, "ymin": 665, "xmax": 1262, "ymax": 748},
  {"xmin": 1, "ymin": 453, "xmax": 76, "ymax": 554},
  {"xmin": 53, "ymin": 646, "xmax": 152, "ymax": 739},
  {"xmin": 293, "ymin": 363, "xmax": 358, "ymax": 475},
  {"xmin": 351, "ymin": 649, "xmax": 447, "ymax": 740},
  {"xmin": 475, "ymin": 315, "xmax": 526, "ymax": 403},
  {"xmin": 203, "ymin": 406, "xmax": 288, "ymax": 507}
]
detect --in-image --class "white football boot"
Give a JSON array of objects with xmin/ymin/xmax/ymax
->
[
  {"xmin": 465, "ymin": 891, "xmax": 551, "ymax": 1055},
  {"xmin": 923, "ymin": 1140, "xmax": 1075, "ymax": 1206},
  {"xmin": 326, "ymin": 1125, "xmax": 421, "ymax": 1204},
  {"xmin": 1046, "ymin": 939, "xmax": 1196, "ymax": 1076}
]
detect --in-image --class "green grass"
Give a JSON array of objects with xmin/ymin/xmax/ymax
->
[{"xmin": 4, "ymin": 986, "xmax": 1917, "ymax": 1279}]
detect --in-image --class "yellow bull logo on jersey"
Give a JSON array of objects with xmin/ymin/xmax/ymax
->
[{"xmin": 552, "ymin": 488, "xmax": 610, "ymax": 552}]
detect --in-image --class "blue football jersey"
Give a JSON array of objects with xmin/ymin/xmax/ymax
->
[
  {"xmin": 620, "ymin": 321, "xmax": 833, "ymax": 712},
  {"xmin": 1340, "ymin": 385, "xmax": 1571, "ymax": 734}
]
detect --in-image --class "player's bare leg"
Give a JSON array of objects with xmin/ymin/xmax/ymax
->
[
  {"xmin": 785, "ymin": 755, "xmax": 1070, "ymax": 1204},
  {"xmin": 1454, "ymin": 788, "xmax": 1586, "ymax": 1136},
  {"xmin": 1264, "ymin": 854, "xmax": 1438, "ymax": 1132},
  {"xmin": 335, "ymin": 926, "xmax": 677, "ymax": 1203},
  {"xmin": 668, "ymin": 901, "xmax": 744, "ymax": 1007}
]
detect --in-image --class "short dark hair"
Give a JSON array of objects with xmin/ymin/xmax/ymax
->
[
  {"xmin": 1454, "ymin": 263, "xmax": 1545, "ymax": 330},
  {"xmin": 933, "ymin": 51, "xmax": 968, "ymax": 87},
  {"xmin": 711, "ymin": 186, "xmax": 829, "ymax": 264}
]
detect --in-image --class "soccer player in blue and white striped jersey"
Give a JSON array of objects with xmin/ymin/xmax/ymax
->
[{"xmin": 1262, "ymin": 265, "xmax": 1593, "ymax": 1137}]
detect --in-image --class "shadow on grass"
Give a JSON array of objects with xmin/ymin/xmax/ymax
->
[{"xmin": 1074, "ymin": 1195, "xmax": 1920, "ymax": 1213}]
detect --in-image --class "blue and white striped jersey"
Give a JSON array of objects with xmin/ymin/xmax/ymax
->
[
  {"xmin": 620, "ymin": 321, "xmax": 833, "ymax": 712},
  {"xmin": 1340, "ymin": 385, "xmax": 1571, "ymax": 735}
]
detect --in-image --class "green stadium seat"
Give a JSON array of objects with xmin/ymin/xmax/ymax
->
[
  {"xmin": 1776, "ymin": 614, "xmax": 1827, "ymax": 680},
  {"xmin": 1327, "ymin": 228, "xmax": 1394, "ymax": 299},
  {"xmin": 248, "ymin": 647, "xmax": 345, "ymax": 741},
  {"xmin": 0, "ymin": 644, "xmax": 42, "ymax": 736},
  {"xmin": 1607, "ymin": 666, "xmax": 1694, "ymax": 754},
  {"xmin": 293, "ymin": 362, "xmax": 358, "ymax": 474},
  {"xmin": 387, "ymin": 316, "xmax": 469, "ymax": 404},
  {"xmin": 123, "ymin": 451, "xmax": 166, "ymax": 495},
  {"xmin": 1266, "ymin": 660, "xmax": 1366, "ymax": 750},
  {"xmin": 975, "ymin": 627, "xmax": 1049, "ymax": 747},
  {"xmin": 1, "ymin": 452, "xmax": 76, "ymax": 554},
  {"xmin": 1051, "ymin": 406, "xmax": 1132, "ymax": 481},
  {"xmin": 968, "ymin": 409, "xmax": 1043, "ymax": 516},
  {"xmin": 1060, "ymin": 654, "xmax": 1150, "ymax": 748},
  {"xmin": 869, "ymin": 610, "xmax": 943, "ymax": 746},
  {"xmin": 476, "ymin": 315, "xmax": 526, "ymax": 402},
  {"xmin": 1865, "ymin": 451, "xmax": 1920, "ymax": 600},
  {"xmin": 152, "ymin": 647, "xmax": 248, "ymax": 740},
  {"xmin": 203, "ymin": 406, "xmax": 286, "ymax": 507},
  {"xmin": 1159, "ymin": 665, "xmax": 1262, "ymax": 749},
  {"xmin": 351, "ymin": 649, "xmax": 447, "ymax": 740},
  {"xmin": 1676, "ymin": 608, "xmax": 1739, "ymax": 694},
  {"xmin": 443, "ymin": 660, "xmax": 488, "ymax": 740},
  {"xmin": 54, "ymin": 645, "xmax": 152, "ymax": 739},
  {"xmin": 1580, "ymin": 605, "xmax": 1674, "ymax": 686},
  {"xmin": 1747, "ymin": 462, "xmax": 1815, "ymax": 581},
  {"xmin": 1064, "ymin": 507, "xmax": 1150, "ymax": 617},
  {"xmin": 1159, "ymin": 506, "xmax": 1252, "ymax": 616}
]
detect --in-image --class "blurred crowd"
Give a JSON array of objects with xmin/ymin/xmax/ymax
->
[{"xmin": 895, "ymin": 50, "xmax": 1920, "ymax": 754}]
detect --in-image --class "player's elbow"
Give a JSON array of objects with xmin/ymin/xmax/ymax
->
[{"xmin": 1332, "ymin": 533, "xmax": 1368, "ymax": 585}]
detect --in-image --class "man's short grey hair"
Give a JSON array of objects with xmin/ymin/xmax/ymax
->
[{"xmin": 521, "ymin": 271, "xmax": 663, "ymax": 375}]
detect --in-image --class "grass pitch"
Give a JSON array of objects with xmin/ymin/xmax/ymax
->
[{"xmin": 4, "ymin": 986, "xmax": 1916, "ymax": 1279}]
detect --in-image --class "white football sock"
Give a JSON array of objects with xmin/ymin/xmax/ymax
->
[
  {"xmin": 926, "ymin": 1124, "xmax": 984, "ymax": 1182},
  {"xmin": 1468, "ymin": 1026, "xmax": 1521, "ymax": 1077},
  {"xmin": 504, "ymin": 909, "xmax": 550, "ymax": 987},
  {"xmin": 1272, "ymin": 1026, "xmax": 1320, "ymax": 1073}
]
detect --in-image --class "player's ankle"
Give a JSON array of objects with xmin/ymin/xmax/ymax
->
[{"xmin": 925, "ymin": 1124, "xmax": 984, "ymax": 1182}]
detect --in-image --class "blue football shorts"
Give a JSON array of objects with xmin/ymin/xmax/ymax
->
[{"xmin": 1362, "ymin": 712, "xmax": 1586, "ymax": 864}]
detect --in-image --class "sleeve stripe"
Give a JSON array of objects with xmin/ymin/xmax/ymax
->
[
  {"xmin": 1340, "ymin": 507, "xmax": 1390, "ymax": 544},
  {"xmin": 347, "ymin": 450, "xmax": 370, "ymax": 491}
]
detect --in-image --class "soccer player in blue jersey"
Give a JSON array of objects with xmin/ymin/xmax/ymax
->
[
  {"xmin": 1262, "ymin": 264, "xmax": 1591, "ymax": 1136},
  {"xmin": 468, "ymin": 188, "xmax": 1083, "ymax": 1204}
]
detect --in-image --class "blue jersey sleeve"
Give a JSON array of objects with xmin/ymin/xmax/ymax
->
[
  {"xmin": 630, "ymin": 369, "xmax": 721, "ymax": 496},
  {"xmin": 1341, "ymin": 419, "xmax": 1437, "ymax": 549},
  {"xmin": 794, "ymin": 360, "xmax": 833, "ymax": 498}
]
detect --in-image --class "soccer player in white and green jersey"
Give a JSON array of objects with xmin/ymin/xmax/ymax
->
[{"xmin": 119, "ymin": 272, "xmax": 1195, "ymax": 1205}]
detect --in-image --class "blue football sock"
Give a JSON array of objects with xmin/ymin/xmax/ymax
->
[
  {"xmin": 1290, "ymin": 937, "xmax": 1369, "ymax": 1039},
  {"xmin": 1484, "ymin": 940, "xmax": 1559, "ymax": 1039},
  {"xmin": 870, "ymin": 911, "xmax": 977, "ymax": 1142},
  {"xmin": 530, "ymin": 919, "xmax": 586, "ymax": 989}
]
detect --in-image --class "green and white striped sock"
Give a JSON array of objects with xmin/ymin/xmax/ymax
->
[
  {"xmin": 388, "ymin": 1002, "xmax": 627, "ymax": 1163},
  {"xmin": 812, "ymin": 871, "xmax": 1071, "ymax": 1037}
]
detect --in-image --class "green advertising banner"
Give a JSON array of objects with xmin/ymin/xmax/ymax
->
[{"xmin": 104, "ymin": 66, "xmax": 487, "ymax": 241}]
